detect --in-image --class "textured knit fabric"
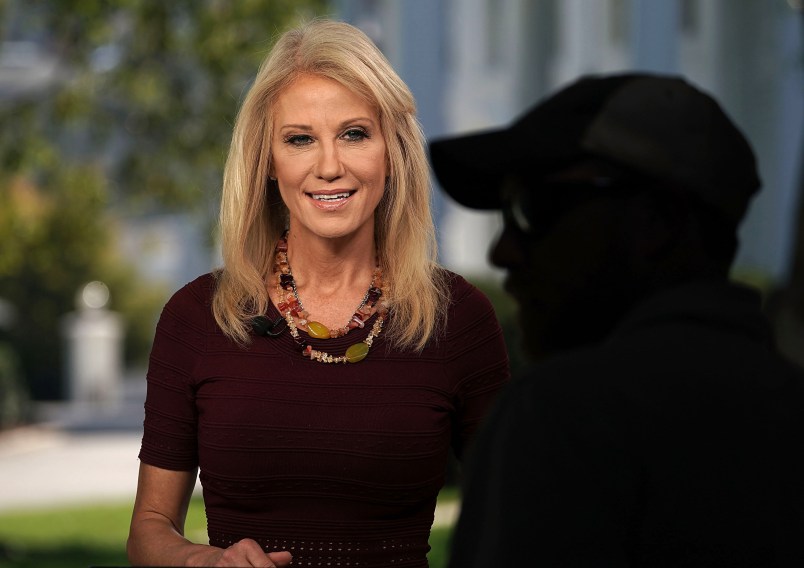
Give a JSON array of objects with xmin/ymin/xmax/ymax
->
[
  {"xmin": 139, "ymin": 271, "xmax": 509, "ymax": 568},
  {"xmin": 449, "ymin": 280, "xmax": 804, "ymax": 568}
]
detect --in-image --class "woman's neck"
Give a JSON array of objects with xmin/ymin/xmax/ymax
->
[
  {"xmin": 277, "ymin": 225, "xmax": 379, "ymax": 328},
  {"xmin": 286, "ymin": 227, "xmax": 375, "ymax": 283}
]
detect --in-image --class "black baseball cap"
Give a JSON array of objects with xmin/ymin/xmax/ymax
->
[{"xmin": 429, "ymin": 73, "xmax": 761, "ymax": 226}]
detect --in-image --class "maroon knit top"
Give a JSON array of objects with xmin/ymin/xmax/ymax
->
[{"xmin": 139, "ymin": 271, "xmax": 509, "ymax": 567}]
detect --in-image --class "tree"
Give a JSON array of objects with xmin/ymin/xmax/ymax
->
[{"xmin": 0, "ymin": 0, "xmax": 329, "ymax": 400}]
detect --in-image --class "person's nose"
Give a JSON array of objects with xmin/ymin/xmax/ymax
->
[
  {"xmin": 315, "ymin": 141, "xmax": 345, "ymax": 182},
  {"xmin": 490, "ymin": 224, "xmax": 526, "ymax": 270}
]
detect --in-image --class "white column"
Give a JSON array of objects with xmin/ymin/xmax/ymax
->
[{"xmin": 61, "ymin": 282, "xmax": 124, "ymax": 406}]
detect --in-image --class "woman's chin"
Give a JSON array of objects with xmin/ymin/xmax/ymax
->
[{"xmin": 290, "ymin": 218, "xmax": 374, "ymax": 242}]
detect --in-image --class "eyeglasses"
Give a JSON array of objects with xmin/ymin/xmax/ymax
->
[{"xmin": 501, "ymin": 176, "xmax": 633, "ymax": 236}]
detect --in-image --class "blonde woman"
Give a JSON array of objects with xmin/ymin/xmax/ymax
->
[{"xmin": 127, "ymin": 19, "xmax": 509, "ymax": 568}]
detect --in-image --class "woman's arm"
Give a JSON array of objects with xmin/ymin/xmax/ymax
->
[
  {"xmin": 127, "ymin": 463, "xmax": 292, "ymax": 567},
  {"xmin": 127, "ymin": 462, "xmax": 207, "ymax": 566}
]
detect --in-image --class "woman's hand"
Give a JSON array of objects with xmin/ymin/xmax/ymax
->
[{"xmin": 190, "ymin": 539, "xmax": 292, "ymax": 567}]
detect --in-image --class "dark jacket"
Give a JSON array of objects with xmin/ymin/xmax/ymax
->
[{"xmin": 449, "ymin": 280, "xmax": 804, "ymax": 567}]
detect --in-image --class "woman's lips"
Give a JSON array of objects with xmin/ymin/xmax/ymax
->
[
  {"xmin": 310, "ymin": 191, "xmax": 352, "ymax": 201},
  {"xmin": 306, "ymin": 190, "xmax": 356, "ymax": 209}
]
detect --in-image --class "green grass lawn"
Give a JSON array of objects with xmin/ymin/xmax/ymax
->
[{"xmin": 0, "ymin": 495, "xmax": 455, "ymax": 567}]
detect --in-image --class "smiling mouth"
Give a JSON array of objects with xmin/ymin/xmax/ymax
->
[{"xmin": 308, "ymin": 191, "xmax": 355, "ymax": 202}]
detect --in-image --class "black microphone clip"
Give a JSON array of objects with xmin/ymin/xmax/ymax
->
[{"xmin": 251, "ymin": 315, "xmax": 287, "ymax": 337}]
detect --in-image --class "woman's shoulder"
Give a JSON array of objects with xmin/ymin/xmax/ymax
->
[
  {"xmin": 168, "ymin": 272, "xmax": 217, "ymax": 305},
  {"xmin": 441, "ymin": 268, "xmax": 492, "ymax": 309},
  {"xmin": 160, "ymin": 272, "xmax": 218, "ymax": 323},
  {"xmin": 433, "ymin": 269, "xmax": 509, "ymax": 387},
  {"xmin": 439, "ymin": 268, "xmax": 498, "ymax": 327}
]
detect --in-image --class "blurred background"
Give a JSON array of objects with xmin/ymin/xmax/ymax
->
[{"xmin": 0, "ymin": 0, "xmax": 802, "ymax": 566}]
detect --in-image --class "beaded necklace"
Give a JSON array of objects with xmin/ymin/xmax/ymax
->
[{"xmin": 273, "ymin": 231, "xmax": 389, "ymax": 363}]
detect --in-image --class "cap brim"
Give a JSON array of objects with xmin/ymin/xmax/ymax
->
[
  {"xmin": 429, "ymin": 75, "xmax": 651, "ymax": 211},
  {"xmin": 429, "ymin": 128, "xmax": 513, "ymax": 210}
]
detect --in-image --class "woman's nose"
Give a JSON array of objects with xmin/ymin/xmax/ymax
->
[{"xmin": 315, "ymin": 143, "xmax": 345, "ymax": 181}]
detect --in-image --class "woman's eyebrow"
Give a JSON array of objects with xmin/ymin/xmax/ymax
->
[
  {"xmin": 278, "ymin": 117, "xmax": 377, "ymax": 131},
  {"xmin": 278, "ymin": 123, "xmax": 313, "ymax": 132}
]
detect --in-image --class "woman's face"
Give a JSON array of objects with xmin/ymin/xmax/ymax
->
[{"xmin": 270, "ymin": 73, "xmax": 387, "ymax": 242}]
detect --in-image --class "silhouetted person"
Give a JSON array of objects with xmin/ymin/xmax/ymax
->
[{"xmin": 430, "ymin": 73, "xmax": 804, "ymax": 567}]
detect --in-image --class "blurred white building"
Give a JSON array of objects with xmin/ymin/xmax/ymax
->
[
  {"xmin": 336, "ymin": 0, "xmax": 804, "ymax": 288},
  {"xmin": 2, "ymin": 0, "xmax": 801, "ymax": 292}
]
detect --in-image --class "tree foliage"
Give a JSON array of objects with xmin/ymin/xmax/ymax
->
[{"xmin": 0, "ymin": 0, "xmax": 329, "ymax": 400}]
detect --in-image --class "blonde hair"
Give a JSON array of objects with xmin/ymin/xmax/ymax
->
[{"xmin": 213, "ymin": 19, "xmax": 448, "ymax": 351}]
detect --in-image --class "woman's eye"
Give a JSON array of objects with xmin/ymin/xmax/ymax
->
[
  {"xmin": 285, "ymin": 134, "xmax": 313, "ymax": 146},
  {"xmin": 342, "ymin": 128, "xmax": 368, "ymax": 142}
]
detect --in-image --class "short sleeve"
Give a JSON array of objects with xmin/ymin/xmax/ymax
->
[
  {"xmin": 138, "ymin": 277, "xmax": 212, "ymax": 471},
  {"xmin": 445, "ymin": 275, "xmax": 510, "ymax": 459}
]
